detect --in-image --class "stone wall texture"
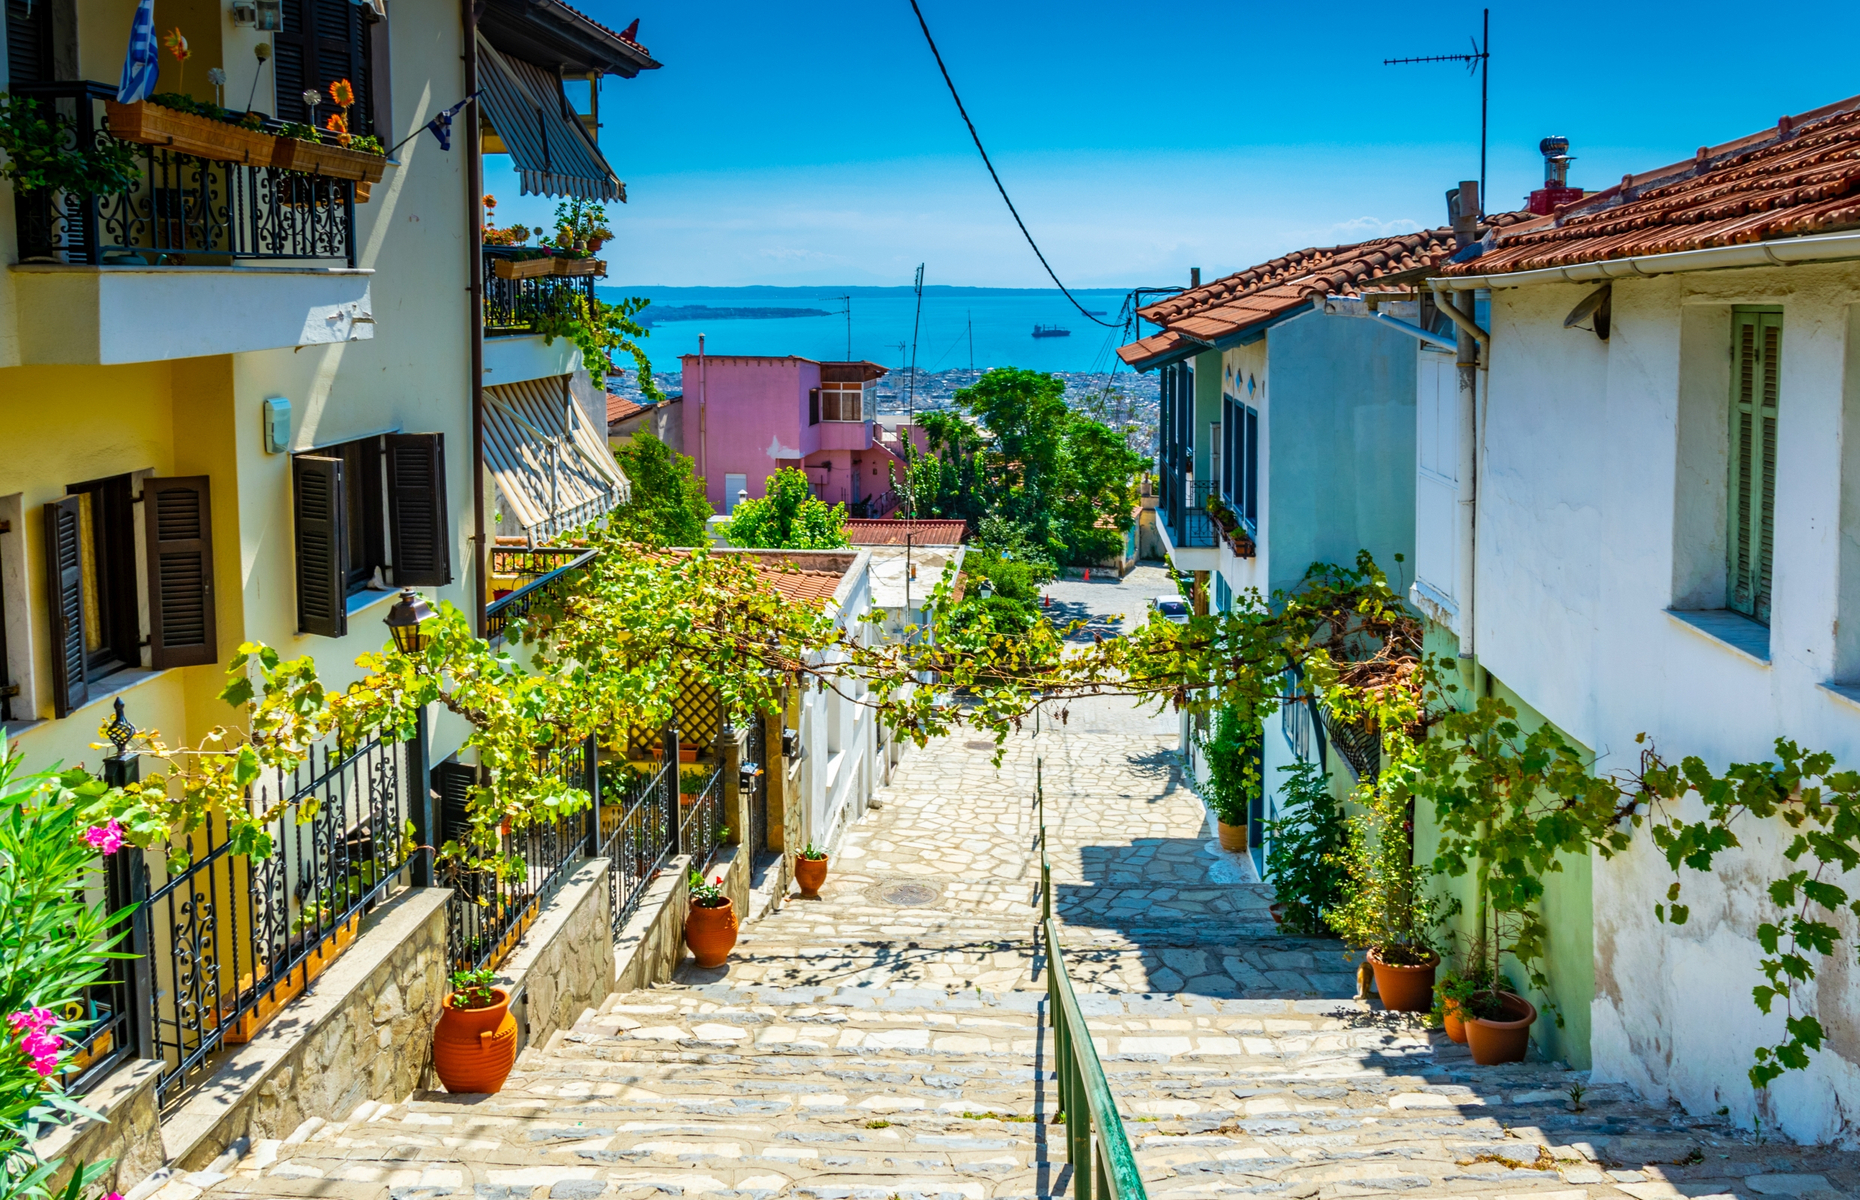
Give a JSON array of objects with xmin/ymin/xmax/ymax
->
[{"xmin": 497, "ymin": 859, "xmax": 612, "ymax": 1050}]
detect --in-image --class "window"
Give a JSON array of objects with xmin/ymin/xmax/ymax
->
[
  {"xmin": 274, "ymin": 0, "xmax": 381, "ymax": 134},
  {"xmin": 293, "ymin": 434, "xmax": 451, "ymax": 638},
  {"xmin": 43, "ymin": 475, "xmax": 217, "ymax": 718},
  {"xmin": 820, "ymin": 383, "xmax": 864, "ymax": 422},
  {"xmin": 1729, "ymin": 308, "xmax": 1781, "ymax": 624},
  {"xmin": 1222, "ymin": 394, "xmax": 1260, "ymax": 531}
]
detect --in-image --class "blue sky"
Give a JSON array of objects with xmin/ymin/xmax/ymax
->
[{"xmin": 483, "ymin": 1, "xmax": 1860, "ymax": 290}]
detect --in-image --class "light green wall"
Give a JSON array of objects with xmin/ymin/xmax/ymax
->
[{"xmin": 1415, "ymin": 621, "xmax": 1596, "ymax": 1070}]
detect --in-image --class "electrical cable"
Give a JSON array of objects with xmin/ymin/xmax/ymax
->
[{"xmin": 906, "ymin": 0, "xmax": 1121, "ymax": 330}]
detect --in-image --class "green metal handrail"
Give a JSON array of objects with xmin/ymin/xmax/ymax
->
[{"xmin": 1034, "ymin": 757, "xmax": 1148, "ymax": 1200}]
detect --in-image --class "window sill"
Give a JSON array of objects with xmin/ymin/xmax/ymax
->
[
  {"xmin": 1820, "ymin": 681, "xmax": 1860, "ymax": 711},
  {"xmin": 1665, "ymin": 608, "xmax": 1771, "ymax": 665},
  {"xmin": 346, "ymin": 586, "xmax": 402, "ymax": 619},
  {"xmin": 824, "ymin": 749, "xmax": 846, "ymax": 792}
]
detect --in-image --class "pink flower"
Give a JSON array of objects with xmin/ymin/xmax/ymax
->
[
  {"xmin": 106, "ymin": 1194, "xmax": 124, "ymax": 1200},
  {"xmin": 84, "ymin": 820, "xmax": 124, "ymax": 855},
  {"xmin": 7, "ymin": 1008, "xmax": 60, "ymax": 1076}
]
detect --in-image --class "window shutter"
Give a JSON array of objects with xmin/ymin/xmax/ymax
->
[
  {"xmin": 294, "ymin": 455, "xmax": 348, "ymax": 637},
  {"xmin": 42, "ymin": 497, "xmax": 88, "ymax": 718},
  {"xmin": 431, "ymin": 760, "xmax": 478, "ymax": 847},
  {"xmin": 1243, "ymin": 406, "xmax": 1260, "ymax": 526},
  {"xmin": 274, "ymin": 0, "xmax": 375, "ymax": 134},
  {"xmin": 144, "ymin": 477, "xmax": 219, "ymax": 669},
  {"xmin": 1729, "ymin": 310, "xmax": 1781, "ymax": 624},
  {"xmin": 385, "ymin": 433, "xmax": 452, "ymax": 586}
]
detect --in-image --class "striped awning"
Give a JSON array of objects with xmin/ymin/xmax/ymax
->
[
  {"xmin": 477, "ymin": 34, "xmax": 625, "ymax": 201},
  {"xmin": 485, "ymin": 375, "xmax": 630, "ymax": 542}
]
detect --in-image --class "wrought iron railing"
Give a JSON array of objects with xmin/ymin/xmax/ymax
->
[
  {"xmin": 140, "ymin": 730, "xmax": 416, "ymax": 1111},
  {"xmin": 486, "ymin": 547, "xmax": 598, "ymax": 643},
  {"xmin": 444, "ymin": 736, "xmax": 595, "ymax": 974},
  {"xmin": 680, "ymin": 765, "xmax": 726, "ymax": 877},
  {"xmin": 1032, "ymin": 758, "xmax": 1148, "ymax": 1200},
  {"xmin": 10, "ymin": 82, "xmax": 356, "ymax": 267},
  {"xmin": 597, "ymin": 758, "xmax": 678, "ymax": 936},
  {"xmin": 483, "ymin": 247, "xmax": 599, "ymax": 336},
  {"xmin": 1165, "ymin": 481, "xmax": 1218, "ymax": 549}
]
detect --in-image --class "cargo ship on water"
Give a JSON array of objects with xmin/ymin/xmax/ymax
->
[{"xmin": 1031, "ymin": 324, "xmax": 1071, "ymax": 338}]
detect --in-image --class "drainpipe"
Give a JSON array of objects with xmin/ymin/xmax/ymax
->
[
  {"xmin": 465, "ymin": 0, "xmax": 485, "ymax": 636},
  {"xmin": 1442, "ymin": 182, "xmax": 1483, "ymax": 669}
]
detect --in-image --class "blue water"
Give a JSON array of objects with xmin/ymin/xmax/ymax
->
[{"xmin": 595, "ymin": 285, "xmax": 1139, "ymax": 376}]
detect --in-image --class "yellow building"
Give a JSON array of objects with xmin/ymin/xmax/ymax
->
[{"xmin": 0, "ymin": 0, "xmax": 653, "ymax": 1122}]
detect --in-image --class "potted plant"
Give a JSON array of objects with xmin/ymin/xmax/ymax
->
[
  {"xmin": 794, "ymin": 842, "xmax": 829, "ymax": 898},
  {"xmin": 0, "ymin": 93, "xmax": 141, "ymax": 199},
  {"xmin": 678, "ymin": 765, "xmax": 711, "ymax": 804},
  {"xmin": 1196, "ymin": 704, "xmax": 1258, "ymax": 853},
  {"xmin": 1455, "ymin": 909, "xmax": 1541, "ymax": 1064},
  {"xmin": 1262, "ymin": 760, "xmax": 1349, "ymax": 936},
  {"xmin": 1433, "ymin": 951, "xmax": 1495, "ymax": 1045},
  {"xmin": 431, "ymin": 968, "xmax": 518, "ymax": 1093},
  {"xmin": 104, "ymin": 92, "xmax": 278, "ymax": 165},
  {"xmin": 684, "ymin": 869, "xmax": 736, "ymax": 967},
  {"xmin": 1326, "ymin": 782, "xmax": 1440, "ymax": 1013}
]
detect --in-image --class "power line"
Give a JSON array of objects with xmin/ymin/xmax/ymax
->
[{"xmin": 906, "ymin": 0, "xmax": 1120, "ymax": 330}]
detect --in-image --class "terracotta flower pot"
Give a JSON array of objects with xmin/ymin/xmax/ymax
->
[
  {"xmin": 1442, "ymin": 997, "xmax": 1469, "ymax": 1044},
  {"xmin": 685, "ymin": 899, "xmax": 737, "ymax": 968},
  {"xmin": 795, "ymin": 854, "xmax": 829, "ymax": 897},
  {"xmin": 1216, "ymin": 820, "xmax": 1246, "ymax": 852},
  {"xmin": 432, "ymin": 987, "xmax": 518, "ymax": 1094},
  {"xmin": 1268, "ymin": 902, "xmax": 1286, "ymax": 926},
  {"xmin": 1465, "ymin": 992, "xmax": 1537, "ymax": 1065},
  {"xmin": 1367, "ymin": 947, "xmax": 1440, "ymax": 1013}
]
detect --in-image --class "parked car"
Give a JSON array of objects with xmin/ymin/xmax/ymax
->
[{"xmin": 1150, "ymin": 595, "xmax": 1190, "ymax": 624}]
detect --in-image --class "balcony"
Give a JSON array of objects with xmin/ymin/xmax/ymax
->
[
  {"xmin": 483, "ymin": 246, "xmax": 599, "ymax": 336},
  {"xmin": 6, "ymin": 82, "xmax": 372, "ymax": 365},
  {"xmin": 1159, "ymin": 479, "xmax": 1219, "ymax": 570}
]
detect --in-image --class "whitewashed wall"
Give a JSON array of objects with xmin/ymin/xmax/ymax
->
[{"xmin": 1470, "ymin": 261, "xmax": 1860, "ymax": 1143}]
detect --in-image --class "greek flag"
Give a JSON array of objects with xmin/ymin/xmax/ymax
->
[
  {"xmin": 423, "ymin": 92, "xmax": 477, "ymax": 151},
  {"xmin": 116, "ymin": 0, "xmax": 158, "ymax": 103}
]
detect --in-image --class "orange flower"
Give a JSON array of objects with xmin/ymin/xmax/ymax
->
[
  {"xmin": 162, "ymin": 27, "xmax": 190, "ymax": 61},
  {"xmin": 328, "ymin": 78, "xmax": 355, "ymax": 109},
  {"xmin": 483, "ymin": 194, "xmax": 498, "ymax": 210},
  {"xmin": 324, "ymin": 112, "xmax": 351, "ymax": 147}
]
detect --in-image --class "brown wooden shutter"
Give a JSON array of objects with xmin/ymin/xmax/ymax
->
[
  {"xmin": 385, "ymin": 433, "xmax": 452, "ymax": 585},
  {"xmin": 144, "ymin": 477, "xmax": 218, "ymax": 669},
  {"xmin": 431, "ymin": 759, "xmax": 478, "ymax": 846},
  {"xmin": 1729, "ymin": 308, "xmax": 1781, "ymax": 624},
  {"xmin": 294, "ymin": 455, "xmax": 348, "ymax": 637},
  {"xmin": 42, "ymin": 497, "xmax": 88, "ymax": 717}
]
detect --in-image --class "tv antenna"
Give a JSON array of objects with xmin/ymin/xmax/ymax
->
[
  {"xmin": 835, "ymin": 295, "xmax": 851, "ymax": 359},
  {"xmin": 1385, "ymin": 7, "xmax": 1489, "ymax": 215},
  {"xmin": 907, "ymin": 264, "xmax": 925, "ymax": 425}
]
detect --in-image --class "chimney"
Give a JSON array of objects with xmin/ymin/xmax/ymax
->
[
  {"xmin": 1448, "ymin": 181, "xmax": 1480, "ymax": 248},
  {"xmin": 1189, "ymin": 267, "xmax": 1200, "ymax": 288},
  {"xmin": 1528, "ymin": 137, "xmax": 1584, "ymax": 215}
]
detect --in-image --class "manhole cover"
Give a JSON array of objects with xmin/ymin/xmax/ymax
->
[
  {"xmin": 964, "ymin": 740, "xmax": 995, "ymax": 751},
  {"xmin": 876, "ymin": 881, "xmax": 941, "ymax": 907}
]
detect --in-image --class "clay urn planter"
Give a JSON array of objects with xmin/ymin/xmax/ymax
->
[
  {"xmin": 1441, "ymin": 997, "xmax": 1469, "ymax": 1044},
  {"xmin": 1465, "ymin": 992, "xmax": 1537, "ymax": 1065},
  {"xmin": 1268, "ymin": 902, "xmax": 1286, "ymax": 927},
  {"xmin": 1216, "ymin": 820, "xmax": 1246, "ymax": 852},
  {"xmin": 1367, "ymin": 947, "xmax": 1440, "ymax": 1013},
  {"xmin": 685, "ymin": 871, "xmax": 737, "ymax": 968},
  {"xmin": 794, "ymin": 846, "xmax": 829, "ymax": 898},
  {"xmin": 432, "ymin": 978, "xmax": 517, "ymax": 1093}
]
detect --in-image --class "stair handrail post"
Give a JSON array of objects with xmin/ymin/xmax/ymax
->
[
  {"xmin": 664, "ymin": 724, "xmax": 682, "ymax": 855},
  {"xmin": 719, "ymin": 718, "xmax": 743, "ymax": 847}
]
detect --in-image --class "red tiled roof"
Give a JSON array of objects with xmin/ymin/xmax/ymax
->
[
  {"xmin": 755, "ymin": 565, "xmax": 844, "ymax": 606},
  {"xmin": 844, "ymin": 519, "xmax": 967, "ymax": 546},
  {"xmin": 1444, "ymin": 96, "xmax": 1860, "ymax": 278},
  {"xmin": 607, "ymin": 395, "xmax": 648, "ymax": 425},
  {"xmin": 1119, "ymin": 219, "xmax": 1526, "ymax": 370}
]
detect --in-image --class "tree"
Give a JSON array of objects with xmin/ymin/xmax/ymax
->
[
  {"xmin": 610, "ymin": 431, "xmax": 712, "ymax": 547},
  {"xmin": 909, "ymin": 369, "xmax": 1143, "ymax": 567},
  {"xmin": 722, "ymin": 467, "xmax": 849, "ymax": 549}
]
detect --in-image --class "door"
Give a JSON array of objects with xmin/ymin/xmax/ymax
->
[{"xmin": 723, "ymin": 474, "xmax": 747, "ymax": 514}]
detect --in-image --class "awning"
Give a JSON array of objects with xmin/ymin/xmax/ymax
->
[
  {"xmin": 477, "ymin": 34, "xmax": 625, "ymax": 201},
  {"xmin": 485, "ymin": 375, "xmax": 630, "ymax": 543}
]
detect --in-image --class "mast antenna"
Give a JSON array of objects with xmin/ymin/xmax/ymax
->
[{"xmin": 1384, "ymin": 7, "xmax": 1490, "ymax": 214}]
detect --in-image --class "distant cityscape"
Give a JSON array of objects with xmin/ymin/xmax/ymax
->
[{"xmin": 609, "ymin": 366, "xmax": 1159, "ymax": 459}]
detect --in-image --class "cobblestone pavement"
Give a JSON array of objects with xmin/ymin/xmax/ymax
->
[{"xmin": 197, "ymin": 566, "xmax": 1859, "ymax": 1200}]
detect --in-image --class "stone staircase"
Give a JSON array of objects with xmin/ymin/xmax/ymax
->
[{"xmin": 182, "ymin": 902, "xmax": 1849, "ymax": 1200}]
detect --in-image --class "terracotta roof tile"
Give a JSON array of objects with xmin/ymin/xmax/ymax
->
[
  {"xmin": 607, "ymin": 395, "xmax": 649, "ymax": 424},
  {"xmin": 844, "ymin": 519, "xmax": 967, "ymax": 546},
  {"xmin": 1118, "ymin": 218, "xmax": 1526, "ymax": 369},
  {"xmin": 1443, "ymin": 95, "xmax": 1860, "ymax": 277},
  {"xmin": 753, "ymin": 565, "xmax": 844, "ymax": 606}
]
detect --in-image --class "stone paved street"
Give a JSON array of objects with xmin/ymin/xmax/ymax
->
[{"xmin": 197, "ymin": 567, "xmax": 1860, "ymax": 1200}]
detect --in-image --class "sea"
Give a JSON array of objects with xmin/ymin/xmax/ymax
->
[{"xmin": 595, "ymin": 284, "xmax": 1143, "ymax": 377}]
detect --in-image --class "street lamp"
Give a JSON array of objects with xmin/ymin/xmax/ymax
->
[
  {"xmin": 384, "ymin": 589, "xmax": 436, "ymax": 654},
  {"xmin": 978, "ymin": 579, "xmax": 994, "ymax": 601}
]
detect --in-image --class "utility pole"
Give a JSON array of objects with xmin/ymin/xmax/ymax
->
[
  {"xmin": 836, "ymin": 295, "xmax": 851, "ymax": 359},
  {"xmin": 1385, "ymin": 8, "xmax": 1490, "ymax": 215},
  {"xmin": 908, "ymin": 264, "xmax": 925, "ymax": 425}
]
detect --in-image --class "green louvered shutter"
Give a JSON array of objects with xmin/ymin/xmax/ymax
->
[{"xmin": 1728, "ymin": 308, "xmax": 1782, "ymax": 624}]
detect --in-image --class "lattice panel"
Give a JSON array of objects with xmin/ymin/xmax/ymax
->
[{"xmin": 626, "ymin": 676, "xmax": 723, "ymax": 757}]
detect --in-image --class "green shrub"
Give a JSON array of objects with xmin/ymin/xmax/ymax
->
[
  {"xmin": 1195, "ymin": 704, "xmax": 1259, "ymax": 828},
  {"xmin": 1263, "ymin": 759, "xmax": 1350, "ymax": 936}
]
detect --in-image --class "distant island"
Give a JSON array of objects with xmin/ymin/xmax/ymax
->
[{"xmin": 640, "ymin": 305, "xmax": 831, "ymax": 326}]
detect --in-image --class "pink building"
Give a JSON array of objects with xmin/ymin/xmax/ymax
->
[{"xmin": 680, "ymin": 354, "xmax": 920, "ymax": 516}]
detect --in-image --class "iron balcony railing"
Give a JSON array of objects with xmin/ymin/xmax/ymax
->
[
  {"xmin": 1032, "ymin": 759, "xmax": 1148, "ymax": 1200},
  {"xmin": 1163, "ymin": 480, "xmax": 1217, "ymax": 550},
  {"xmin": 483, "ymin": 246, "xmax": 599, "ymax": 336},
  {"xmin": 10, "ymin": 81, "xmax": 357, "ymax": 267},
  {"xmin": 599, "ymin": 757, "xmax": 679, "ymax": 935},
  {"xmin": 486, "ymin": 546, "xmax": 598, "ymax": 643}
]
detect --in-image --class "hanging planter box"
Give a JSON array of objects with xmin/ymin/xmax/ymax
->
[
  {"xmin": 492, "ymin": 255, "xmax": 557, "ymax": 280},
  {"xmin": 218, "ymin": 910, "xmax": 363, "ymax": 1044},
  {"xmin": 103, "ymin": 100, "xmax": 277, "ymax": 166},
  {"xmin": 269, "ymin": 137, "xmax": 388, "ymax": 183},
  {"xmin": 551, "ymin": 257, "xmax": 606, "ymax": 277}
]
